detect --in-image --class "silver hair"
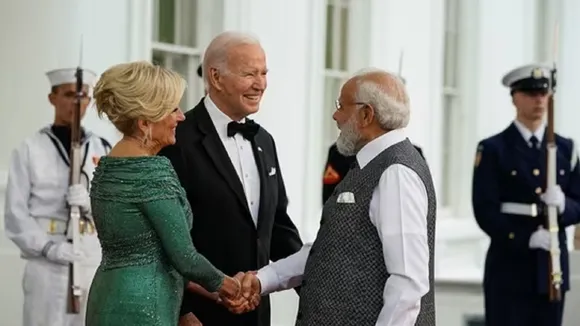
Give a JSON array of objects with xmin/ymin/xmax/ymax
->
[
  {"xmin": 202, "ymin": 31, "xmax": 261, "ymax": 90},
  {"xmin": 352, "ymin": 68, "xmax": 410, "ymax": 130}
]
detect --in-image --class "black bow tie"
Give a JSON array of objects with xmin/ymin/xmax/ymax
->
[{"xmin": 227, "ymin": 120, "xmax": 259, "ymax": 140}]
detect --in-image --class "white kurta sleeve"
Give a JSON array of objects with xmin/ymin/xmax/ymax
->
[
  {"xmin": 4, "ymin": 145, "xmax": 51, "ymax": 256},
  {"xmin": 256, "ymin": 242, "xmax": 312, "ymax": 295}
]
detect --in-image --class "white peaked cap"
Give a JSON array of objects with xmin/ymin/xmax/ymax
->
[{"xmin": 46, "ymin": 68, "xmax": 98, "ymax": 87}]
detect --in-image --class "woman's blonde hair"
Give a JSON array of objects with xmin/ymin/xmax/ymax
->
[{"xmin": 93, "ymin": 61, "xmax": 186, "ymax": 135}]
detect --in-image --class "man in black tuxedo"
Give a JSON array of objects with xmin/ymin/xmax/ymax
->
[
  {"xmin": 322, "ymin": 142, "xmax": 425, "ymax": 203},
  {"xmin": 159, "ymin": 31, "xmax": 303, "ymax": 326}
]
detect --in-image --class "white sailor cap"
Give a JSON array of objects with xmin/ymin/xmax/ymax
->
[
  {"xmin": 501, "ymin": 64, "xmax": 552, "ymax": 92},
  {"xmin": 46, "ymin": 68, "xmax": 98, "ymax": 88}
]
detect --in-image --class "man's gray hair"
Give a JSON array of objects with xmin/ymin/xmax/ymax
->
[
  {"xmin": 202, "ymin": 31, "xmax": 261, "ymax": 90},
  {"xmin": 352, "ymin": 68, "xmax": 410, "ymax": 130}
]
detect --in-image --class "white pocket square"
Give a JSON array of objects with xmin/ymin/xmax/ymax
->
[
  {"xmin": 268, "ymin": 167, "xmax": 276, "ymax": 176},
  {"xmin": 336, "ymin": 192, "xmax": 355, "ymax": 203}
]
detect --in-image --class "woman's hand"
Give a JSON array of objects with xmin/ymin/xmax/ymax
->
[
  {"xmin": 219, "ymin": 272, "xmax": 261, "ymax": 314},
  {"xmin": 217, "ymin": 275, "xmax": 241, "ymax": 301}
]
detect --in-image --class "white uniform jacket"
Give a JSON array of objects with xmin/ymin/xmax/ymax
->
[{"xmin": 4, "ymin": 125, "xmax": 111, "ymax": 326}]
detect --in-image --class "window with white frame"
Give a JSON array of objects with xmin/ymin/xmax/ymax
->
[
  {"xmin": 152, "ymin": 0, "xmax": 204, "ymax": 110},
  {"xmin": 323, "ymin": 0, "xmax": 352, "ymax": 148},
  {"xmin": 440, "ymin": 0, "xmax": 461, "ymax": 208}
]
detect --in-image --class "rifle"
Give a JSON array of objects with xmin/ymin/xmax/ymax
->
[
  {"xmin": 66, "ymin": 40, "xmax": 84, "ymax": 314},
  {"xmin": 545, "ymin": 24, "xmax": 562, "ymax": 302}
]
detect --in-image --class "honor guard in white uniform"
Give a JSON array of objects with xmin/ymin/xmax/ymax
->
[{"xmin": 4, "ymin": 68, "xmax": 111, "ymax": 326}]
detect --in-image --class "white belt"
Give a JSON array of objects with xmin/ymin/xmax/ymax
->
[
  {"xmin": 500, "ymin": 203, "xmax": 538, "ymax": 217},
  {"xmin": 35, "ymin": 217, "xmax": 96, "ymax": 235}
]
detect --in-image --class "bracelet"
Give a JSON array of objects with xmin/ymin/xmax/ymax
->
[{"xmin": 233, "ymin": 277, "xmax": 242, "ymax": 296}]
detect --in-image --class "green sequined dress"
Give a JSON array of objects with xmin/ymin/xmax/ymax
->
[{"xmin": 85, "ymin": 156, "xmax": 225, "ymax": 326}]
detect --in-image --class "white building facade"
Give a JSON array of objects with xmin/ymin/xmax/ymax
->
[{"xmin": 1, "ymin": 0, "xmax": 580, "ymax": 325}]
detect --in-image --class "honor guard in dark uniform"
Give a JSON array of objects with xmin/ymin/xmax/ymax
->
[
  {"xmin": 472, "ymin": 63, "xmax": 580, "ymax": 326},
  {"xmin": 322, "ymin": 142, "xmax": 424, "ymax": 203}
]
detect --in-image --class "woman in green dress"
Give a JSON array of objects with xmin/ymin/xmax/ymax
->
[{"xmin": 85, "ymin": 61, "xmax": 242, "ymax": 325}]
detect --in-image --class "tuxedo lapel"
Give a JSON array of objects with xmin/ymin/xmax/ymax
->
[
  {"xmin": 251, "ymin": 135, "xmax": 269, "ymax": 230},
  {"xmin": 195, "ymin": 103, "xmax": 252, "ymax": 220}
]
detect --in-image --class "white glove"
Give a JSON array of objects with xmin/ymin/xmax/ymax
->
[
  {"xmin": 45, "ymin": 242, "xmax": 85, "ymax": 265},
  {"xmin": 67, "ymin": 184, "xmax": 91, "ymax": 214},
  {"xmin": 540, "ymin": 185, "xmax": 566, "ymax": 214},
  {"xmin": 529, "ymin": 227, "xmax": 550, "ymax": 251}
]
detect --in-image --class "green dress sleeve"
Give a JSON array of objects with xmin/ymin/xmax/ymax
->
[{"xmin": 140, "ymin": 198, "xmax": 225, "ymax": 292}]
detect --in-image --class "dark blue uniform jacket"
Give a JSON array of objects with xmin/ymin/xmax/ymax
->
[{"xmin": 472, "ymin": 122, "xmax": 580, "ymax": 295}]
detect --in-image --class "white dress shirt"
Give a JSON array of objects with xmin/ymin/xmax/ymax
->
[
  {"xmin": 513, "ymin": 119, "xmax": 545, "ymax": 148},
  {"xmin": 205, "ymin": 96, "xmax": 261, "ymax": 225},
  {"xmin": 256, "ymin": 129, "xmax": 430, "ymax": 325}
]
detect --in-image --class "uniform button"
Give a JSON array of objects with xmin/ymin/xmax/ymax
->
[
  {"xmin": 511, "ymin": 170, "xmax": 517, "ymax": 176},
  {"xmin": 251, "ymin": 201, "xmax": 254, "ymax": 205},
  {"xmin": 508, "ymin": 232, "xmax": 515, "ymax": 239},
  {"xmin": 560, "ymin": 169, "xmax": 565, "ymax": 176},
  {"xmin": 536, "ymin": 187, "xmax": 542, "ymax": 194},
  {"xmin": 533, "ymin": 169, "xmax": 540, "ymax": 176}
]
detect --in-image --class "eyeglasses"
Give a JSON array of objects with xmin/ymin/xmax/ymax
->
[{"xmin": 334, "ymin": 99, "xmax": 368, "ymax": 111}]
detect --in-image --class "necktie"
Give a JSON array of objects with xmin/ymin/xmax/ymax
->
[
  {"xmin": 530, "ymin": 135, "xmax": 540, "ymax": 150},
  {"xmin": 227, "ymin": 120, "xmax": 259, "ymax": 140}
]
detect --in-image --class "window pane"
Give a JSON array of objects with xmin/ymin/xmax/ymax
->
[
  {"xmin": 325, "ymin": 4, "xmax": 334, "ymax": 70},
  {"xmin": 325, "ymin": 1, "xmax": 350, "ymax": 71},
  {"xmin": 441, "ymin": 94, "xmax": 455, "ymax": 206},
  {"xmin": 339, "ymin": 6, "xmax": 349, "ymax": 71},
  {"xmin": 177, "ymin": 0, "xmax": 198, "ymax": 47},
  {"xmin": 443, "ymin": 32, "xmax": 458, "ymax": 87},
  {"xmin": 153, "ymin": 0, "xmax": 175, "ymax": 44},
  {"xmin": 444, "ymin": 0, "xmax": 459, "ymax": 33},
  {"xmin": 324, "ymin": 76, "xmax": 345, "ymax": 142},
  {"xmin": 152, "ymin": 0, "xmax": 198, "ymax": 47}
]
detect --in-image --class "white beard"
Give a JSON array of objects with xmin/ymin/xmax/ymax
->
[{"xmin": 336, "ymin": 116, "xmax": 361, "ymax": 157}]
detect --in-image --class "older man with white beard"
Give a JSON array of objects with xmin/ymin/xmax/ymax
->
[{"xmin": 236, "ymin": 68, "xmax": 437, "ymax": 326}]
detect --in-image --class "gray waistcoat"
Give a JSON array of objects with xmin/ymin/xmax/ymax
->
[{"xmin": 295, "ymin": 139, "xmax": 437, "ymax": 326}]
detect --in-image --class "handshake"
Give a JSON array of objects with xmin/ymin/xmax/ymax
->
[{"xmin": 188, "ymin": 271, "xmax": 262, "ymax": 314}]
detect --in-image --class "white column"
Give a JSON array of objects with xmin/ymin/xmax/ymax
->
[
  {"xmin": 559, "ymin": 0, "xmax": 580, "ymax": 306},
  {"xmin": 555, "ymin": 0, "xmax": 580, "ymax": 141},
  {"xmin": 554, "ymin": 0, "xmax": 580, "ymax": 252}
]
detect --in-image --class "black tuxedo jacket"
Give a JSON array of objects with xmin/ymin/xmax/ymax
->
[{"xmin": 158, "ymin": 98, "xmax": 303, "ymax": 326}]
